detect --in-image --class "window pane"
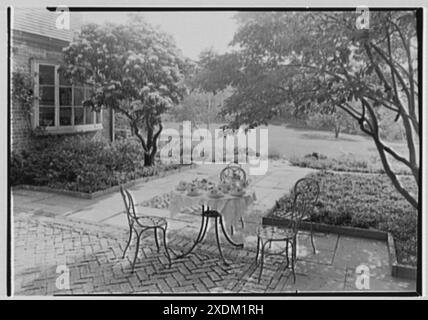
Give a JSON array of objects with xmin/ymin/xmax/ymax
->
[
  {"xmin": 39, "ymin": 65, "xmax": 55, "ymax": 85},
  {"xmin": 59, "ymin": 70, "xmax": 72, "ymax": 86},
  {"xmin": 96, "ymin": 111, "xmax": 101, "ymax": 124},
  {"xmin": 85, "ymin": 108, "xmax": 93, "ymax": 124},
  {"xmin": 39, "ymin": 107, "xmax": 55, "ymax": 126},
  {"xmin": 60, "ymin": 107, "xmax": 72, "ymax": 126},
  {"xmin": 60, "ymin": 87, "xmax": 72, "ymax": 106},
  {"xmin": 39, "ymin": 86, "xmax": 55, "ymax": 105},
  {"xmin": 74, "ymin": 107, "xmax": 84, "ymax": 125},
  {"xmin": 74, "ymin": 87, "xmax": 85, "ymax": 106}
]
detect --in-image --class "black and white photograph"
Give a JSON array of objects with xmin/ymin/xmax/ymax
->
[{"xmin": 3, "ymin": 1, "xmax": 425, "ymax": 299}]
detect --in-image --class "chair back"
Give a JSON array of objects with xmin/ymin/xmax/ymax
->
[
  {"xmin": 289, "ymin": 178, "xmax": 320, "ymax": 234},
  {"xmin": 120, "ymin": 185, "xmax": 138, "ymax": 225},
  {"xmin": 220, "ymin": 163, "xmax": 247, "ymax": 184}
]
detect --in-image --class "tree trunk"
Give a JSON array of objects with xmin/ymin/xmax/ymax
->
[
  {"xmin": 334, "ymin": 125, "xmax": 340, "ymax": 138},
  {"xmin": 144, "ymin": 152, "xmax": 155, "ymax": 166}
]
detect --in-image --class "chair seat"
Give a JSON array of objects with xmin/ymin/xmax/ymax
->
[
  {"xmin": 257, "ymin": 225, "xmax": 295, "ymax": 240},
  {"xmin": 134, "ymin": 215, "xmax": 167, "ymax": 228}
]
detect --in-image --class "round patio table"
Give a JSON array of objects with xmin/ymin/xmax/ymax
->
[{"xmin": 169, "ymin": 189, "xmax": 256, "ymax": 265}]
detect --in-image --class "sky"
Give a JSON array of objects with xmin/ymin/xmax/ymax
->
[{"xmin": 79, "ymin": 11, "xmax": 238, "ymax": 60}]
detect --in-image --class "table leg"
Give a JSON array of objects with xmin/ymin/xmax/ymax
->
[
  {"xmin": 214, "ymin": 216, "xmax": 229, "ymax": 266},
  {"xmin": 219, "ymin": 216, "xmax": 244, "ymax": 248},
  {"xmin": 175, "ymin": 206, "xmax": 243, "ymax": 266},
  {"xmin": 174, "ymin": 209, "xmax": 208, "ymax": 259}
]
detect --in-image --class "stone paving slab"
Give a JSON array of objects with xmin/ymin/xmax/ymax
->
[
  {"xmin": 333, "ymin": 236, "xmax": 390, "ymax": 269},
  {"xmin": 343, "ymin": 267, "xmax": 416, "ymax": 291},
  {"xmin": 280, "ymin": 261, "xmax": 347, "ymax": 292}
]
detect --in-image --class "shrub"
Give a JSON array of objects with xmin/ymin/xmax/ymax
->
[
  {"xmin": 289, "ymin": 153, "xmax": 411, "ymax": 175},
  {"xmin": 268, "ymin": 148, "xmax": 283, "ymax": 160},
  {"xmin": 269, "ymin": 171, "xmax": 418, "ymax": 266},
  {"xmin": 11, "ymin": 136, "xmax": 182, "ymax": 193}
]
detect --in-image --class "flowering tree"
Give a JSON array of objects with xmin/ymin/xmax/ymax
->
[{"xmin": 62, "ymin": 18, "xmax": 190, "ymax": 166}]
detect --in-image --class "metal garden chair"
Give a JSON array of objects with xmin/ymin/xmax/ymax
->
[
  {"xmin": 255, "ymin": 178, "xmax": 320, "ymax": 283},
  {"xmin": 120, "ymin": 185, "xmax": 171, "ymax": 272},
  {"xmin": 220, "ymin": 162, "xmax": 247, "ymax": 184}
]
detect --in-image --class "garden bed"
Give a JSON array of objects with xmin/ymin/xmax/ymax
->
[
  {"xmin": 11, "ymin": 135, "xmax": 194, "ymax": 196},
  {"xmin": 265, "ymin": 171, "xmax": 418, "ymax": 268},
  {"xmin": 15, "ymin": 165, "xmax": 195, "ymax": 199},
  {"xmin": 289, "ymin": 153, "xmax": 411, "ymax": 175}
]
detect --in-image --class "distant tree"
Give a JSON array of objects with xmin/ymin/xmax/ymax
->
[
  {"xmin": 198, "ymin": 11, "xmax": 420, "ymax": 208},
  {"xmin": 171, "ymin": 89, "xmax": 232, "ymax": 128},
  {"xmin": 306, "ymin": 108, "xmax": 359, "ymax": 138},
  {"xmin": 170, "ymin": 49, "xmax": 235, "ymax": 129},
  {"xmin": 62, "ymin": 17, "xmax": 190, "ymax": 166}
]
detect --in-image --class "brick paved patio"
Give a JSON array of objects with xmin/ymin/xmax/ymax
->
[
  {"xmin": 14, "ymin": 211, "xmax": 415, "ymax": 295},
  {"xmin": 12, "ymin": 161, "xmax": 416, "ymax": 295}
]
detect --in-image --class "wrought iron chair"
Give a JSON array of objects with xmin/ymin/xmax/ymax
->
[
  {"xmin": 220, "ymin": 163, "xmax": 247, "ymax": 184},
  {"xmin": 120, "ymin": 185, "xmax": 171, "ymax": 272},
  {"xmin": 255, "ymin": 178, "xmax": 320, "ymax": 283}
]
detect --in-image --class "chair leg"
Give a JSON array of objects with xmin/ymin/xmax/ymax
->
[
  {"xmin": 131, "ymin": 230, "xmax": 143, "ymax": 273},
  {"xmin": 285, "ymin": 241, "xmax": 289, "ymax": 269},
  {"xmin": 154, "ymin": 228, "xmax": 160, "ymax": 253},
  {"xmin": 160, "ymin": 226, "xmax": 171, "ymax": 268},
  {"xmin": 255, "ymin": 236, "xmax": 261, "ymax": 264},
  {"xmin": 122, "ymin": 226, "xmax": 133, "ymax": 259},
  {"xmin": 310, "ymin": 222, "xmax": 316, "ymax": 254},
  {"xmin": 291, "ymin": 239, "xmax": 296, "ymax": 283},
  {"xmin": 258, "ymin": 240, "xmax": 269, "ymax": 283}
]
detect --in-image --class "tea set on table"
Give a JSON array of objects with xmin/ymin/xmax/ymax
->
[{"xmin": 175, "ymin": 177, "xmax": 249, "ymax": 198}]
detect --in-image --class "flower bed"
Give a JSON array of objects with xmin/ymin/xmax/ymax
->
[
  {"xmin": 11, "ymin": 136, "xmax": 185, "ymax": 193},
  {"xmin": 267, "ymin": 171, "xmax": 418, "ymax": 266}
]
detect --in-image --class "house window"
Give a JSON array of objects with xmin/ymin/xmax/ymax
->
[{"xmin": 33, "ymin": 61, "xmax": 102, "ymax": 133}]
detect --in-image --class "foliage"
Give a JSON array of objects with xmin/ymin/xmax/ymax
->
[
  {"xmin": 306, "ymin": 108, "xmax": 359, "ymax": 138},
  {"xmin": 12, "ymin": 71, "xmax": 34, "ymax": 112},
  {"xmin": 12, "ymin": 70, "xmax": 35, "ymax": 132},
  {"xmin": 61, "ymin": 16, "xmax": 190, "ymax": 166},
  {"xmin": 170, "ymin": 90, "xmax": 225, "ymax": 126},
  {"xmin": 10, "ymin": 136, "xmax": 182, "ymax": 193},
  {"xmin": 289, "ymin": 153, "xmax": 411, "ymax": 175},
  {"xmin": 197, "ymin": 11, "xmax": 419, "ymax": 208},
  {"xmin": 269, "ymin": 171, "xmax": 418, "ymax": 266},
  {"xmin": 192, "ymin": 49, "xmax": 242, "ymax": 94}
]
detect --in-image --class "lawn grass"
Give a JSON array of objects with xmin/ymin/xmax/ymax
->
[
  {"xmin": 162, "ymin": 122, "xmax": 411, "ymax": 161},
  {"xmin": 268, "ymin": 171, "xmax": 418, "ymax": 266}
]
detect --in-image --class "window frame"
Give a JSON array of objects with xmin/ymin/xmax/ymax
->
[{"xmin": 32, "ymin": 59, "xmax": 103, "ymax": 134}]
